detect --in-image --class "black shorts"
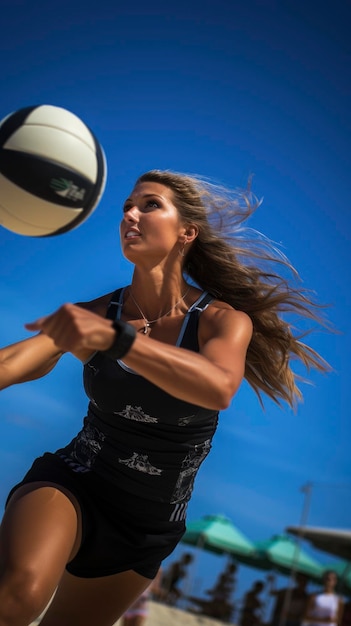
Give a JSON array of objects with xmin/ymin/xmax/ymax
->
[{"xmin": 6, "ymin": 453, "xmax": 186, "ymax": 579}]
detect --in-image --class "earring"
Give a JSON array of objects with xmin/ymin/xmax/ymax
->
[{"xmin": 179, "ymin": 241, "xmax": 187, "ymax": 257}]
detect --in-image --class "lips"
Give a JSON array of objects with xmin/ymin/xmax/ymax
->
[{"xmin": 125, "ymin": 229, "xmax": 141, "ymax": 239}]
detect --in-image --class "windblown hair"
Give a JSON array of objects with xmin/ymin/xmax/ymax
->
[{"xmin": 136, "ymin": 170, "xmax": 331, "ymax": 409}]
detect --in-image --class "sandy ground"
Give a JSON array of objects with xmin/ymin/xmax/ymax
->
[
  {"xmin": 116, "ymin": 600, "xmax": 229, "ymax": 626},
  {"xmin": 31, "ymin": 600, "xmax": 229, "ymax": 626}
]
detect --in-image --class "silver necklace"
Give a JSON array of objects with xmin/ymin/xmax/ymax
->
[{"xmin": 129, "ymin": 287, "xmax": 190, "ymax": 334}]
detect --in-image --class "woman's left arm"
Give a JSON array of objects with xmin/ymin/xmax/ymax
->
[{"xmin": 123, "ymin": 305, "xmax": 252, "ymax": 410}]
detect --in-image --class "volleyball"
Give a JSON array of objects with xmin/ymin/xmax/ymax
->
[{"xmin": 0, "ymin": 104, "xmax": 107, "ymax": 237}]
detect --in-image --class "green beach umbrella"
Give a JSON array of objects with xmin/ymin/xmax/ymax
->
[
  {"xmin": 181, "ymin": 514, "xmax": 256, "ymax": 558},
  {"xmin": 238, "ymin": 533, "xmax": 324, "ymax": 580}
]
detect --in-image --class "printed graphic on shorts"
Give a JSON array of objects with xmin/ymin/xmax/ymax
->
[
  {"xmin": 178, "ymin": 414, "xmax": 195, "ymax": 426},
  {"xmin": 170, "ymin": 439, "xmax": 211, "ymax": 504},
  {"xmin": 115, "ymin": 405, "xmax": 158, "ymax": 423},
  {"xmin": 71, "ymin": 423, "xmax": 105, "ymax": 469},
  {"xmin": 169, "ymin": 501, "xmax": 188, "ymax": 522},
  {"xmin": 118, "ymin": 451, "xmax": 163, "ymax": 475},
  {"xmin": 58, "ymin": 453, "xmax": 91, "ymax": 473}
]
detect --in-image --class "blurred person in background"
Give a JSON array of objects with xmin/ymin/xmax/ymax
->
[
  {"xmin": 304, "ymin": 571, "xmax": 344, "ymax": 626},
  {"xmin": 270, "ymin": 573, "xmax": 309, "ymax": 626}
]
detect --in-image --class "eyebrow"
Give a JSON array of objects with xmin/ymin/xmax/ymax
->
[{"xmin": 124, "ymin": 193, "xmax": 164, "ymax": 204}]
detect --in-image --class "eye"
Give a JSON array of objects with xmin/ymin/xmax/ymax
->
[
  {"xmin": 122, "ymin": 198, "xmax": 161, "ymax": 213},
  {"xmin": 145, "ymin": 199, "xmax": 160, "ymax": 209}
]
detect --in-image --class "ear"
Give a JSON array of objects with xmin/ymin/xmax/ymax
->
[{"xmin": 179, "ymin": 224, "xmax": 199, "ymax": 244}]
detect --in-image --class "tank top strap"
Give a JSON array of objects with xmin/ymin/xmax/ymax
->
[
  {"xmin": 177, "ymin": 291, "xmax": 214, "ymax": 348},
  {"xmin": 187, "ymin": 291, "xmax": 214, "ymax": 313},
  {"xmin": 106, "ymin": 287, "xmax": 126, "ymax": 321}
]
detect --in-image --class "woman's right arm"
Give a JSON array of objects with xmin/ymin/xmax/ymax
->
[{"xmin": 0, "ymin": 333, "xmax": 64, "ymax": 391}]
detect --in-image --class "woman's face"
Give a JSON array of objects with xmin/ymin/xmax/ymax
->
[
  {"xmin": 120, "ymin": 181, "xmax": 185, "ymax": 264},
  {"xmin": 324, "ymin": 572, "xmax": 338, "ymax": 590}
]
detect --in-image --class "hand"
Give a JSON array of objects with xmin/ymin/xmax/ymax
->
[{"xmin": 25, "ymin": 303, "xmax": 116, "ymax": 356}]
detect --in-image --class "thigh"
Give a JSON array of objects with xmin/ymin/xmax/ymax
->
[
  {"xmin": 40, "ymin": 569, "xmax": 153, "ymax": 626},
  {"xmin": 0, "ymin": 482, "xmax": 82, "ymax": 599}
]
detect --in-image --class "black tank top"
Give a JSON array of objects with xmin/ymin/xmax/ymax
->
[{"xmin": 57, "ymin": 289, "xmax": 219, "ymax": 507}]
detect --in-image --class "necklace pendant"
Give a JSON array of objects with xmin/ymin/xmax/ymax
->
[{"xmin": 143, "ymin": 323, "xmax": 151, "ymax": 335}]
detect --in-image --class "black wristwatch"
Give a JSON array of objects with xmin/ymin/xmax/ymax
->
[{"xmin": 102, "ymin": 320, "xmax": 136, "ymax": 360}]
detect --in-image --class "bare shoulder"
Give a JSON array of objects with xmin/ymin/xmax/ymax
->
[
  {"xmin": 75, "ymin": 292, "xmax": 116, "ymax": 317},
  {"xmin": 205, "ymin": 299, "xmax": 253, "ymax": 329},
  {"xmin": 200, "ymin": 298, "xmax": 253, "ymax": 341}
]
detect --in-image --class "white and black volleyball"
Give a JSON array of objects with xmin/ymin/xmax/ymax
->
[{"xmin": 0, "ymin": 104, "xmax": 107, "ymax": 237}]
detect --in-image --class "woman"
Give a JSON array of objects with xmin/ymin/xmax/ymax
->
[
  {"xmin": 304, "ymin": 571, "xmax": 344, "ymax": 626},
  {"xmin": 0, "ymin": 170, "xmax": 328, "ymax": 626},
  {"xmin": 121, "ymin": 567, "xmax": 163, "ymax": 626}
]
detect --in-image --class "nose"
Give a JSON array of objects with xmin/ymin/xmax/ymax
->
[{"xmin": 123, "ymin": 205, "xmax": 139, "ymax": 223}]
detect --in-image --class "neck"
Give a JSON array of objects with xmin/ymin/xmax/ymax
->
[
  {"xmin": 129, "ymin": 270, "xmax": 189, "ymax": 315},
  {"xmin": 127, "ymin": 284, "xmax": 190, "ymax": 335}
]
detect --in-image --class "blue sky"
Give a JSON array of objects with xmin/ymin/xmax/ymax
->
[{"xmin": 0, "ymin": 0, "xmax": 350, "ymax": 612}]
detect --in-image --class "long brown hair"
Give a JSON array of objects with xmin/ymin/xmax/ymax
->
[{"xmin": 136, "ymin": 170, "xmax": 331, "ymax": 409}]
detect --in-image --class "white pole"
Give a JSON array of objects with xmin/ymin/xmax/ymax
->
[{"xmin": 278, "ymin": 482, "xmax": 313, "ymax": 626}]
